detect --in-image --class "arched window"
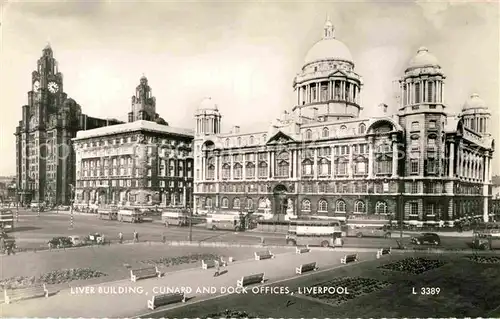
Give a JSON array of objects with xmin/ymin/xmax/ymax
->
[
  {"xmin": 358, "ymin": 123, "xmax": 366, "ymax": 134},
  {"xmin": 354, "ymin": 200, "xmax": 365, "ymax": 213},
  {"xmin": 336, "ymin": 200, "xmax": 346, "ymax": 213},
  {"xmin": 375, "ymin": 201, "xmax": 388, "ymax": 214},
  {"xmin": 249, "ymin": 136, "xmax": 254, "ymax": 145},
  {"xmin": 318, "ymin": 199, "xmax": 328, "ymax": 212},
  {"xmin": 222, "ymin": 164, "xmax": 230, "ymax": 180},
  {"xmin": 233, "ymin": 163, "xmax": 242, "ymax": 179},
  {"xmin": 322, "ymin": 127, "xmax": 329, "ymax": 138},
  {"xmin": 225, "ymin": 138, "xmax": 230, "ymax": 147},
  {"xmin": 246, "ymin": 198, "xmax": 253, "ymax": 209},
  {"xmin": 221, "ymin": 197, "xmax": 229, "ymax": 208},
  {"xmin": 258, "ymin": 162, "xmax": 268, "ymax": 178},
  {"xmin": 207, "ymin": 165, "xmax": 215, "ymax": 180},
  {"xmin": 233, "ymin": 198, "xmax": 240, "ymax": 209},
  {"xmin": 258, "ymin": 198, "xmax": 266, "ymax": 209},
  {"xmin": 276, "ymin": 160, "xmax": 289, "ymax": 177},
  {"xmin": 306, "ymin": 129, "xmax": 313, "ymax": 140},
  {"xmin": 340, "ymin": 125, "xmax": 347, "ymax": 132},
  {"xmin": 237, "ymin": 137, "xmax": 242, "ymax": 146},
  {"xmin": 302, "ymin": 159, "xmax": 313, "ymax": 176},
  {"xmin": 206, "ymin": 197, "xmax": 212, "ymax": 208},
  {"xmin": 246, "ymin": 163, "xmax": 255, "ymax": 178},
  {"xmin": 318, "ymin": 158, "xmax": 330, "ymax": 176},
  {"xmin": 301, "ymin": 199, "xmax": 311, "ymax": 211}
]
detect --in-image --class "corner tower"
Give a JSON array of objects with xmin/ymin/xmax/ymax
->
[
  {"xmin": 195, "ymin": 97, "xmax": 221, "ymax": 136},
  {"xmin": 459, "ymin": 93, "xmax": 491, "ymax": 136},
  {"xmin": 292, "ymin": 17, "xmax": 362, "ymax": 122},
  {"xmin": 128, "ymin": 75, "xmax": 161, "ymax": 123},
  {"xmin": 398, "ymin": 47, "xmax": 447, "ymax": 179}
]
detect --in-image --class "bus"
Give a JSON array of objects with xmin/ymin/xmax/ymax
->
[
  {"xmin": 117, "ymin": 208, "xmax": 143, "ymax": 223},
  {"xmin": 286, "ymin": 220, "xmax": 342, "ymax": 247},
  {"xmin": 161, "ymin": 209, "xmax": 189, "ymax": 227},
  {"xmin": 471, "ymin": 229, "xmax": 500, "ymax": 250},
  {"xmin": 0, "ymin": 209, "xmax": 14, "ymax": 232},
  {"xmin": 98, "ymin": 208, "xmax": 118, "ymax": 221},
  {"xmin": 345, "ymin": 216, "xmax": 392, "ymax": 238},
  {"xmin": 206, "ymin": 213, "xmax": 245, "ymax": 231}
]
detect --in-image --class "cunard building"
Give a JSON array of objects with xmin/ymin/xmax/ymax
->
[
  {"xmin": 14, "ymin": 45, "xmax": 123, "ymax": 205},
  {"xmin": 72, "ymin": 76, "xmax": 194, "ymax": 209},
  {"xmin": 193, "ymin": 18, "xmax": 495, "ymax": 225}
]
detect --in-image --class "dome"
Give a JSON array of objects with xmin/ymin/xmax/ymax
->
[
  {"xmin": 304, "ymin": 18, "xmax": 353, "ymax": 65},
  {"xmin": 198, "ymin": 97, "xmax": 218, "ymax": 111},
  {"xmin": 305, "ymin": 38, "xmax": 353, "ymax": 64},
  {"xmin": 462, "ymin": 93, "xmax": 487, "ymax": 111},
  {"xmin": 407, "ymin": 47, "xmax": 439, "ymax": 69}
]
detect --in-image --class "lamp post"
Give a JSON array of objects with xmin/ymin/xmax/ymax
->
[
  {"xmin": 399, "ymin": 179, "xmax": 404, "ymax": 239},
  {"xmin": 69, "ymin": 184, "xmax": 75, "ymax": 229},
  {"xmin": 15, "ymin": 187, "xmax": 19, "ymax": 223}
]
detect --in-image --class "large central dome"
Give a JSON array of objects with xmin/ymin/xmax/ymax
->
[{"xmin": 304, "ymin": 18, "xmax": 353, "ymax": 65}]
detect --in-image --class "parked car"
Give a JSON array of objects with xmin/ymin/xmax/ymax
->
[
  {"xmin": 87, "ymin": 233, "xmax": 104, "ymax": 244},
  {"xmin": 48, "ymin": 236, "xmax": 73, "ymax": 248},
  {"xmin": 68, "ymin": 235, "xmax": 83, "ymax": 246},
  {"xmin": 411, "ymin": 233, "xmax": 441, "ymax": 245}
]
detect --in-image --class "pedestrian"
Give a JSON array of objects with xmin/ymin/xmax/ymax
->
[
  {"xmin": 260, "ymin": 236, "xmax": 265, "ymax": 246},
  {"xmin": 118, "ymin": 232, "xmax": 123, "ymax": 244},
  {"xmin": 162, "ymin": 234, "xmax": 166, "ymax": 243},
  {"xmin": 133, "ymin": 230, "xmax": 138, "ymax": 243},
  {"xmin": 213, "ymin": 260, "xmax": 220, "ymax": 277}
]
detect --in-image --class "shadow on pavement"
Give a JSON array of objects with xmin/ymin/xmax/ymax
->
[{"xmin": 11, "ymin": 226, "xmax": 43, "ymax": 232}]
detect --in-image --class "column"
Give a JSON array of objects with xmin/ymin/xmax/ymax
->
[
  {"xmin": 330, "ymin": 146, "xmax": 335, "ymax": 178},
  {"xmin": 182, "ymin": 185, "xmax": 186, "ymax": 208},
  {"xmin": 297, "ymin": 149, "xmax": 302, "ymax": 179},
  {"xmin": 422, "ymin": 81, "xmax": 426, "ymax": 102},
  {"xmin": 313, "ymin": 148, "xmax": 318, "ymax": 179},
  {"xmin": 349, "ymin": 82, "xmax": 353, "ymax": 102},
  {"xmin": 368, "ymin": 137, "xmax": 374, "ymax": 178},
  {"xmin": 215, "ymin": 155, "xmax": 219, "ymax": 181},
  {"xmin": 316, "ymin": 83, "xmax": 320, "ymax": 102},
  {"xmin": 254, "ymin": 152, "xmax": 258, "ymax": 180},
  {"xmin": 488, "ymin": 154, "xmax": 492, "ymax": 183},
  {"xmin": 201, "ymin": 157, "xmax": 205, "ymax": 181},
  {"xmin": 420, "ymin": 80, "xmax": 424, "ymax": 103},
  {"xmin": 341, "ymin": 81, "xmax": 345, "ymax": 100},
  {"xmin": 348, "ymin": 145, "xmax": 353, "ymax": 178},
  {"xmin": 267, "ymin": 151, "xmax": 271, "ymax": 178},
  {"xmin": 329, "ymin": 81, "xmax": 333, "ymax": 100},
  {"xmin": 289, "ymin": 150, "xmax": 293, "ymax": 178},
  {"xmin": 230, "ymin": 155, "xmax": 234, "ymax": 180},
  {"xmin": 242, "ymin": 156, "xmax": 246, "ymax": 180},
  {"xmin": 448, "ymin": 142, "xmax": 455, "ymax": 177},
  {"xmin": 392, "ymin": 136, "xmax": 398, "ymax": 177}
]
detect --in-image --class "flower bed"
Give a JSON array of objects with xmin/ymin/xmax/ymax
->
[
  {"xmin": 466, "ymin": 255, "xmax": 500, "ymax": 264},
  {"xmin": 378, "ymin": 257, "xmax": 446, "ymax": 275},
  {"xmin": 201, "ymin": 309, "xmax": 257, "ymax": 319},
  {"xmin": 141, "ymin": 253, "xmax": 221, "ymax": 267},
  {"xmin": 0, "ymin": 268, "xmax": 107, "ymax": 290},
  {"xmin": 299, "ymin": 277, "xmax": 391, "ymax": 306}
]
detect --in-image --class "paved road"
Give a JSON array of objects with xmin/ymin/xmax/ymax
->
[{"xmin": 8, "ymin": 210, "xmax": 473, "ymax": 250}]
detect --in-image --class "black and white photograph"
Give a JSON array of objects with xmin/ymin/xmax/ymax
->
[{"xmin": 0, "ymin": 0, "xmax": 499, "ymax": 317}]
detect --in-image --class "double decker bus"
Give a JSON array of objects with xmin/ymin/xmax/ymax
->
[
  {"xmin": 98, "ymin": 208, "xmax": 118, "ymax": 221},
  {"xmin": 206, "ymin": 213, "xmax": 245, "ymax": 231},
  {"xmin": 345, "ymin": 214, "xmax": 392, "ymax": 238},
  {"xmin": 0, "ymin": 209, "xmax": 14, "ymax": 232},
  {"xmin": 285, "ymin": 219, "xmax": 342, "ymax": 247},
  {"xmin": 161, "ymin": 209, "xmax": 189, "ymax": 227},
  {"xmin": 117, "ymin": 208, "xmax": 143, "ymax": 223}
]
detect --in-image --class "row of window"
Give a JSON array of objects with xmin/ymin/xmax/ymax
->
[
  {"xmin": 78, "ymin": 179, "xmax": 190, "ymax": 188},
  {"xmin": 79, "ymin": 136, "xmax": 190, "ymax": 149}
]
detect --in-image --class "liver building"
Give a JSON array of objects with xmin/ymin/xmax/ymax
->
[
  {"xmin": 14, "ymin": 45, "xmax": 122, "ymax": 205},
  {"xmin": 193, "ymin": 18, "xmax": 495, "ymax": 226}
]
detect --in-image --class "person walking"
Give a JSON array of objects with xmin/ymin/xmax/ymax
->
[
  {"xmin": 133, "ymin": 230, "xmax": 138, "ymax": 243},
  {"xmin": 118, "ymin": 232, "xmax": 123, "ymax": 244},
  {"xmin": 213, "ymin": 260, "xmax": 220, "ymax": 277}
]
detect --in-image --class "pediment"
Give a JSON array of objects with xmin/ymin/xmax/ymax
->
[
  {"xmin": 328, "ymin": 69, "xmax": 348, "ymax": 78},
  {"xmin": 266, "ymin": 130, "xmax": 295, "ymax": 144}
]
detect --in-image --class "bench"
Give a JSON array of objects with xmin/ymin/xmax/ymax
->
[
  {"xmin": 130, "ymin": 266, "xmax": 161, "ymax": 282},
  {"xmin": 236, "ymin": 273, "xmax": 265, "ymax": 288},
  {"xmin": 201, "ymin": 259, "xmax": 218, "ymax": 270},
  {"xmin": 376, "ymin": 247, "xmax": 392, "ymax": 259},
  {"xmin": 340, "ymin": 254, "xmax": 358, "ymax": 264},
  {"xmin": 295, "ymin": 245, "xmax": 310, "ymax": 254},
  {"xmin": 295, "ymin": 262, "xmax": 317, "ymax": 275},
  {"xmin": 147, "ymin": 292, "xmax": 185, "ymax": 310},
  {"xmin": 4, "ymin": 284, "xmax": 49, "ymax": 304},
  {"xmin": 254, "ymin": 250, "xmax": 275, "ymax": 261}
]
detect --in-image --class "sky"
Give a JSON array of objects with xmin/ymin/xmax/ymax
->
[{"xmin": 0, "ymin": 0, "xmax": 498, "ymax": 176}]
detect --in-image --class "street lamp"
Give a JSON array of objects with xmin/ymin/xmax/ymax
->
[
  {"xmin": 69, "ymin": 184, "xmax": 75, "ymax": 229},
  {"xmin": 398, "ymin": 179, "xmax": 404, "ymax": 239}
]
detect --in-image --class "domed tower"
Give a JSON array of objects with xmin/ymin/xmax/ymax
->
[
  {"xmin": 292, "ymin": 17, "xmax": 362, "ymax": 122},
  {"xmin": 459, "ymin": 93, "xmax": 491, "ymax": 136},
  {"xmin": 398, "ymin": 47, "xmax": 447, "ymax": 178},
  {"xmin": 195, "ymin": 97, "xmax": 221, "ymax": 136},
  {"xmin": 128, "ymin": 75, "xmax": 158, "ymax": 122}
]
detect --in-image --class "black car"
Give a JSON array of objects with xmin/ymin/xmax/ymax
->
[{"xmin": 411, "ymin": 233, "xmax": 441, "ymax": 245}]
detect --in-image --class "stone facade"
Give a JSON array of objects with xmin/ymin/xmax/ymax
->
[
  {"xmin": 14, "ymin": 45, "xmax": 123, "ymax": 205},
  {"xmin": 193, "ymin": 18, "xmax": 495, "ymax": 224},
  {"xmin": 72, "ymin": 78, "xmax": 194, "ymax": 209}
]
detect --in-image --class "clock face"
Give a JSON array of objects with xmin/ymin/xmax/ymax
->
[
  {"xmin": 33, "ymin": 81, "xmax": 40, "ymax": 91},
  {"xmin": 48, "ymin": 82, "xmax": 59, "ymax": 93}
]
